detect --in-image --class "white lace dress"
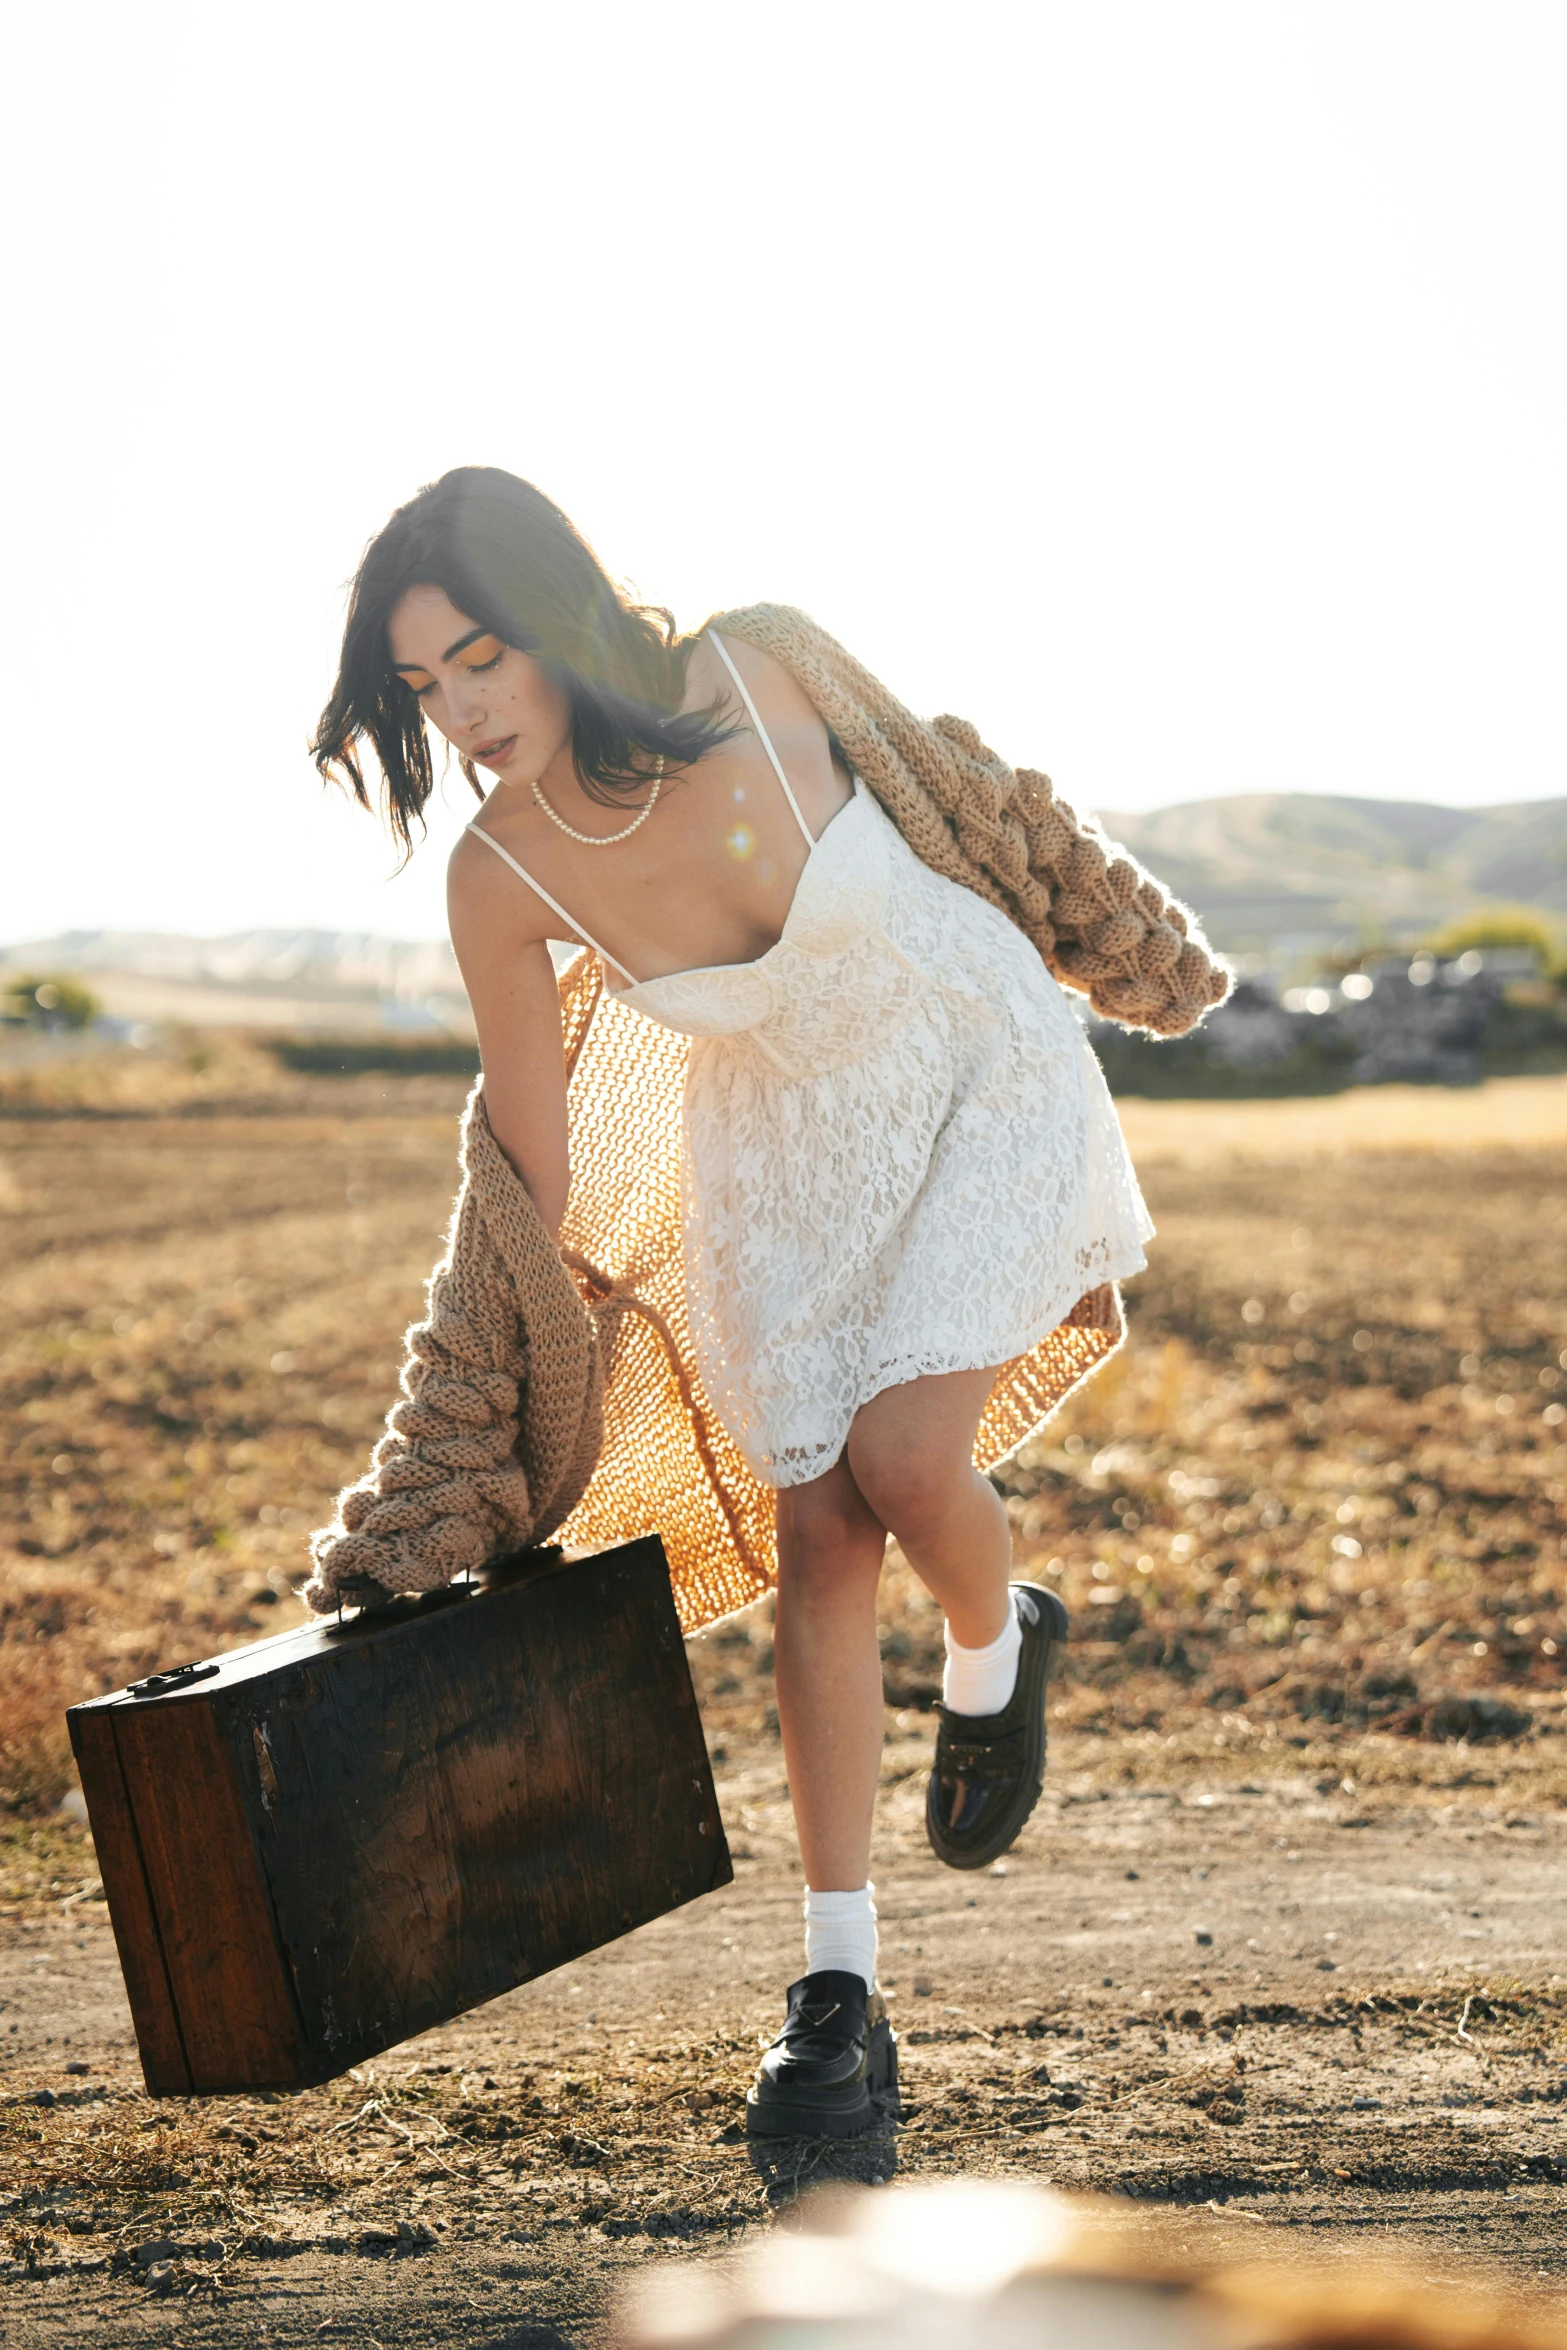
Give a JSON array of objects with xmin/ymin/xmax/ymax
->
[{"xmin": 468, "ymin": 634, "xmax": 1154, "ymax": 1492}]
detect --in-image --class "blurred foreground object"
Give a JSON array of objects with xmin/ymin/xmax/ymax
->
[
  {"xmin": 68, "ymin": 1537, "xmax": 728, "ymax": 2094},
  {"xmin": 619, "ymin": 2180, "xmax": 1567, "ymax": 2350}
]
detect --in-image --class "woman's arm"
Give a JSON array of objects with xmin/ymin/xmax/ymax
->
[{"xmin": 447, "ymin": 839, "xmax": 571, "ymax": 1235}]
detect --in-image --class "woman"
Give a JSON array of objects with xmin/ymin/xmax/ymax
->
[{"xmin": 314, "ymin": 467, "xmax": 1209, "ymax": 2139}]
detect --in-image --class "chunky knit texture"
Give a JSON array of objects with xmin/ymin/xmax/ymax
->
[
  {"xmin": 712, "ymin": 605, "xmax": 1231, "ymax": 1036},
  {"xmin": 305, "ymin": 615, "xmax": 1225, "ymax": 1617},
  {"xmin": 303, "ymin": 1086, "xmax": 611, "ymax": 1611}
]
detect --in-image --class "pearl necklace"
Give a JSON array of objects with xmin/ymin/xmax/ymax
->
[{"xmin": 530, "ymin": 757, "xmax": 664, "ymax": 847}]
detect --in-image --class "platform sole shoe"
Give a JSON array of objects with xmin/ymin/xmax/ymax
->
[{"xmin": 925, "ymin": 1582, "xmax": 1069, "ymax": 1872}]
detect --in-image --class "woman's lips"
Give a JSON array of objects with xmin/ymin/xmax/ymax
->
[{"xmin": 472, "ymin": 734, "xmax": 517, "ymax": 766}]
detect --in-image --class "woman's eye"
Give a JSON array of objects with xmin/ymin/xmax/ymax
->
[
  {"xmin": 398, "ymin": 670, "xmax": 436, "ymax": 696},
  {"xmin": 457, "ymin": 635, "xmax": 505, "ymax": 673}
]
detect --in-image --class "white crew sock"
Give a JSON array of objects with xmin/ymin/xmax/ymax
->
[
  {"xmin": 803, "ymin": 1883, "xmax": 878, "ymax": 1990},
  {"xmin": 942, "ymin": 1600, "xmax": 1022, "ymax": 1715}
]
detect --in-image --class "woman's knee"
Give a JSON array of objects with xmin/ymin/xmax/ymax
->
[
  {"xmin": 845, "ymin": 1419, "xmax": 967, "ymax": 1539},
  {"xmin": 776, "ymin": 1462, "xmax": 884, "ymax": 1590}
]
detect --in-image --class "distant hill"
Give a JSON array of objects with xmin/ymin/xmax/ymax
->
[
  {"xmin": 0, "ymin": 929, "xmax": 471, "ymax": 1035},
  {"xmin": 1098, "ymin": 794, "xmax": 1567, "ymax": 958}
]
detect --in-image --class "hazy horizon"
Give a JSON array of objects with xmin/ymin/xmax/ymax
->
[{"xmin": 6, "ymin": 782, "xmax": 1561, "ymax": 958}]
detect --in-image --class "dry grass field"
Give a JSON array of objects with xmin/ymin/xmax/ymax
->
[
  {"xmin": 3, "ymin": 1052, "xmax": 1567, "ymax": 2343},
  {"xmin": 3, "ymin": 1057, "xmax": 1564, "ymax": 1813}
]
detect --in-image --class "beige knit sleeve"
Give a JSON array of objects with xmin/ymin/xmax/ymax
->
[
  {"xmin": 301, "ymin": 1086, "xmax": 604, "ymax": 1613},
  {"xmin": 1007, "ymin": 764, "xmax": 1231, "ymax": 1037},
  {"xmin": 712, "ymin": 604, "xmax": 1231, "ymax": 1040}
]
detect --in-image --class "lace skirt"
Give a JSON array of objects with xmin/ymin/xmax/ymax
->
[{"xmin": 678, "ymin": 870, "xmax": 1154, "ymax": 1489}]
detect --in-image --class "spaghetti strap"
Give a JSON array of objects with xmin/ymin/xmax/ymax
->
[
  {"xmin": 465, "ymin": 823, "xmax": 639, "ymax": 988},
  {"xmin": 707, "ymin": 630, "xmax": 817, "ymax": 849}
]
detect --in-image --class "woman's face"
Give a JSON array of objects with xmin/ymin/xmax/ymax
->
[{"xmin": 387, "ymin": 583, "xmax": 570, "ymax": 783}]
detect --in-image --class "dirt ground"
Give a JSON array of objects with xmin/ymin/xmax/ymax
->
[
  {"xmin": 8, "ymin": 1752, "xmax": 1567, "ymax": 2344},
  {"xmin": 3, "ymin": 1068, "xmax": 1567, "ymax": 2343}
]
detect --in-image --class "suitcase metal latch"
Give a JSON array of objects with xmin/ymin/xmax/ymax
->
[{"xmin": 128, "ymin": 1661, "xmax": 221, "ymax": 1700}]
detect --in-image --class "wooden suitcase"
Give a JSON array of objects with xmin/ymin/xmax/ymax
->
[{"xmin": 67, "ymin": 1537, "xmax": 731, "ymax": 2095}]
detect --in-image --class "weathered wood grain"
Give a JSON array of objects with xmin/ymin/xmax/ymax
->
[
  {"xmin": 67, "ymin": 1708, "xmax": 191, "ymax": 2094},
  {"xmin": 69, "ymin": 1538, "xmax": 731, "ymax": 2092},
  {"xmin": 110, "ymin": 1701, "xmax": 309, "ymax": 2090}
]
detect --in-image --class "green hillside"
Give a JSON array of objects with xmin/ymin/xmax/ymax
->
[{"xmin": 1098, "ymin": 794, "xmax": 1567, "ymax": 956}]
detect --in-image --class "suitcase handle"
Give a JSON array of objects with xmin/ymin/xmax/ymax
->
[{"xmin": 128, "ymin": 1661, "xmax": 222, "ymax": 1700}]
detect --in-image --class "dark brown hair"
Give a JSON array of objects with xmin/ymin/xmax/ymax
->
[{"xmin": 312, "ymin": 467, "xmax": 738, "ymax": 854}]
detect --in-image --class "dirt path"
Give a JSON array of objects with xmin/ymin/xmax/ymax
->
[{"xmin": 7, "ymin": 1729, "xmax": 1567, "ymax": 2345}]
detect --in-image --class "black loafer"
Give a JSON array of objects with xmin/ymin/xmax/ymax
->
[
  {"xmin": 925, "ymin": 1582, "xmax": 1068, "ymax": 1871},
  {"xmin": 745, "ymin": 1970, "xmax": 899, "ymax": 2139}
]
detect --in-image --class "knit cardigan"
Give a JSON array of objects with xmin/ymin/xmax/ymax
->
[{"xmin": 304, "ymin": 609, "xmax": 1229, "ymax": 1618}]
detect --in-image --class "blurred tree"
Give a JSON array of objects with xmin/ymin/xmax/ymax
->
[
  {"xmin": 1421, "ymin": 906, "xmax": 1566, "ymax": 982},
  {"xmin": 2, "ymin": 973, "xmax": 102, "ymax": 1029}
]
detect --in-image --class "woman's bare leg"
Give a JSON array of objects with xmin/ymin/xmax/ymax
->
[
  {"xmin": 846, "ymin": 1366, "xmax": 1011, "ymax": 1649},
  {"xmin": 773, "ymin": 1456, "xmax": 889, "ymax": 1892},
  {"xmin": 751, "ymin": 1371, "xmax": 1018, "ymax": 2125},
  {"xmin": 772, "ymin": 1367, "xmax": 1010, "ymax": 1894}
]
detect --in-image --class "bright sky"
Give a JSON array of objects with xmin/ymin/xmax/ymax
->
[{"xmin": 4, "ymin": 1, "xmax": 1562, "ymax": 945}]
